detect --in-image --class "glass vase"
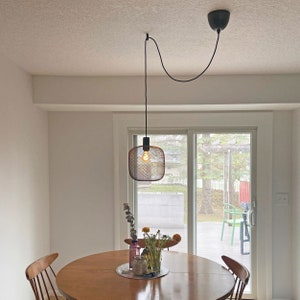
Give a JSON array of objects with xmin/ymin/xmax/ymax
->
[
  {"xmin": 148, "ymin": 248, "xmax": 161, "ymax": 274},
  {"xmin": 129, "ymin": 240, "xmax": 140, "ymax": 269}
]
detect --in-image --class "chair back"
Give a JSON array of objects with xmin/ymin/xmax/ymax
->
[
  {"xmin": 221, "ymin": 255, "xmax": 250, "ymax": 300},
  {"xmin": 223, "ymin": 202, "xmax": 243, "ymax": 219},
  {"xmin": 25, "ymin": 253, "xmax": 64, "ymax": 300}
]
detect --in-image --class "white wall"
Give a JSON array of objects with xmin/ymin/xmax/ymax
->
[
  {"xmin": 292, "ymin": 109, "xmax": 300, "ymax": 299},
  {"xmin": 0, "ymin": 54, "xmax": 49, "ymax": 299},
  {"xmin": 49, "ymin": 112, "xmax": 114, "ymax": 269},
  {"xmin": 33, "ymin": 74, "xmax": 300, "ymax": 106}
]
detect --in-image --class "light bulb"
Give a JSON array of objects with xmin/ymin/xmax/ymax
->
[{"xmin": 142, "ymin": 151, "xmax": 150, "ymax": 162}]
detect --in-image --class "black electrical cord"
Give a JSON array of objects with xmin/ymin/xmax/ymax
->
[
  {"xmin": 146, "ymin": 29, "xmax": 221, "ymax": 83},
  {"xmin": 144, "ymin": 33, "xmax": 148, "ymax": 138},
  {"xmin": 143, "ymin": 30, "xmax": 220, "ymax": 144}
]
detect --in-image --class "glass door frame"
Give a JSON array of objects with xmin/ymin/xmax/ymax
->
[{"xmin": 113, "ymin": 111, "xmax": 273, "ymax": 299}]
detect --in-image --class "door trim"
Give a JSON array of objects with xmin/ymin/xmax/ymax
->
[{"xmin": 113, "ymin": 111, "xmax": 273, "ymax": 299}]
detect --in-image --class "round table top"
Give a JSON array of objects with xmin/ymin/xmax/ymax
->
[{"xmin": 56, "ymin": 250, "xmax": 234, "ymax": 300}]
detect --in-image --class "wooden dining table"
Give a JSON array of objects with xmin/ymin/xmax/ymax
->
[{"xmin": 56, "ymin": 250, "xmax": 234, "ymax": 300}]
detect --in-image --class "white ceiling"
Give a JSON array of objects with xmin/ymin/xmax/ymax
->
[{"xmin": 0, "ymin": 0, "xmax": 299, "ymax": 77}]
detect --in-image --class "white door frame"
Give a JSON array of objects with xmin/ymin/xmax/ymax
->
[{"xmin": 113, "ymin": 111, "xmax": 273, "ymax": 299}]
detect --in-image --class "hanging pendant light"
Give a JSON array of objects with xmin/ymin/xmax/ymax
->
[
  {"xmin": 128, "ymin": 9, "xmax": 230, "ymax": 181},
  {"xmin": 129, "ymin": 34, "xmax": 165, "ymax": 181}
]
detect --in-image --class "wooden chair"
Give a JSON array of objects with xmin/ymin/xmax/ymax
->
[
  {"xmin": 221, "ymin": 255, "xmax": 250, "ymax": 300},
  {"xmin": 221, "ymin": 202, "xmax": 244, "ymax": 245},
  {"xmin": 124, "ymin": 238, "xmax": 180, "ymax": 249},
  {"xmin": 25, "ymin": 253, "xmax": 66, "ymax": 300}
]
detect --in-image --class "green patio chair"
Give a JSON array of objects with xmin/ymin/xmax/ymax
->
[{"xmin": 220, "ymin": 202, "xmax": 244, "ymax": 245}]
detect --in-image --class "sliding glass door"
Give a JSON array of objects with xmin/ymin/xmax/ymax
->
[
  {"xmin": 195, "ymin": 132, "xmax": 253, "ymax": 295},
  {"xmin": 131, "ymin": 130, "xmax": 255, "ymax": 298}
]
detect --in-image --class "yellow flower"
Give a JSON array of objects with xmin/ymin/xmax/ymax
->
[
  {"xmin": 142, "ymin": 227, "xmax": 150, "ymax": 233},
  {"xmin": 172, "ymin": 233, "xmax": 182, "ymax": 242}
]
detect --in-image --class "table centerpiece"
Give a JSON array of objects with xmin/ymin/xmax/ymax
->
[{"xmin": 123, "ymin": 203, "xmax": 181, "ymax": 276}]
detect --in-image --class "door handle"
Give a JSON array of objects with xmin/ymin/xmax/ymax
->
[
  {"xmin": 249, "ymin": 200, "xmax": 256, "ymax": 226},
  {"xmin": 249, "ymin": 210, "xmax": 255, "ymax": 226}
]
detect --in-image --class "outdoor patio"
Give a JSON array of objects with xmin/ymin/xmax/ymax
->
[{"xmin": 155, "ymin": 221, "xmax": 251, "ymax": 271}]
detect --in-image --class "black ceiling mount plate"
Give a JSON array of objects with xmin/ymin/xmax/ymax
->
[{"xmin": 208, "ymin": 9, "xmax": 230, "ymax": 32}]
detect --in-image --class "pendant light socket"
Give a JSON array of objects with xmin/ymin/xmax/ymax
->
[
  {"xmin": 143, "ymin": 137, "xmax": 150, "ymax": 151},
  {"xmin": 208, "ymin": 9, "xmax": 230, "ymax": 32}
]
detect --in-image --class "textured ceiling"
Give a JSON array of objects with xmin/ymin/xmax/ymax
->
[{"xmin": 0, "ymin": 0, "xmax": 299, "ymax": 76}]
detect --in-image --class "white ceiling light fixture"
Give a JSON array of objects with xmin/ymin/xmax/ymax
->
[{"xmin": 128, "ymin": 9, "xmax": 230, "ymax": 181}]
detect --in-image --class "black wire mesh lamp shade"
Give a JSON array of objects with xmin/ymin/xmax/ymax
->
[
  {"xmin": 129, "ymin": 137, "xmax": 165, "ymax": 181},
  {"xmin": 128, "ymin": 9, "xmax": 230, "ymax": 181}
]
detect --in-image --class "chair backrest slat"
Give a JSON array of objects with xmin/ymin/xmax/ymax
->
[
  {"xmin": 221, "ymin": 255, "xmax": 250, "ymax": 300},
  {"xmin": 30, "ymin": 278, "xmax": 39, "ymax": 299},
  {"xmin": 45, "ymin": 268, "xmax": 59, "ymax": 298}
]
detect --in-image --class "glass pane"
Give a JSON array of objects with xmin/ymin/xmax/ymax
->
[
  {"xmin": 135, "ymin": 134, "xmax": 187, "ymax": 252},
  {"xmin": 196, "ymin": 133, "xmax": 251, "ymax": 293}
]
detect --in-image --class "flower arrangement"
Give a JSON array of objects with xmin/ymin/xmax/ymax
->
[
  {"xmin": 123, "ymin": 203, "xmax": 182, "ymax": 275},
  {"xmin": 141, "ymin": 228, "xmax": 182, "ymax": 274},
  {"xmin": 141, "ymin": 227, "xmax": 170, "ymax": 273},
  {"xmin": 142, "ymin": 227, "xmax": 170, "ymax": 248}
]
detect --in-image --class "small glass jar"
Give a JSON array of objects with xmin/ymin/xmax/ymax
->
[{"xmin": 132, "ymin": 255, "xmax": 148, "ymax": 276}]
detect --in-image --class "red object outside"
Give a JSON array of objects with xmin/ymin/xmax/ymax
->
[{"xmin": 239, "ymin": 181, "xmax": 250, "ymax": 203}]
